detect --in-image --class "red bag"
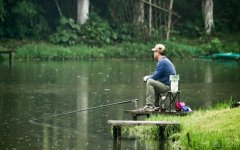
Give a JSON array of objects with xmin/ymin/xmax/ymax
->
[{"xmin": 175, "ymin": 101, "xmax": 185, "ymax": 111}]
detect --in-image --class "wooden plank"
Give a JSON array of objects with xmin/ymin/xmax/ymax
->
[
  {"xmin": 125, "ymin": 109, "xmax": 184, "ymax": 115},
  {"xmin": 0, "ymin": 50, "xmax": 16, "ymax": 54},
  {"xmin": 125, "ymin": 109, "xmax": 188, "ymax": 120},
  {"xmin": 108, "ymin": 120, "xmax": 180, "ymax": 140},
  {"xmin": 108, "ymin": 120, "xmax": 179, "ymax": 126}
]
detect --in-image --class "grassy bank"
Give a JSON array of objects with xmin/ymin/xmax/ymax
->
[
  {"xmin": 0, "ymin": 34, "xmax": 239, "ymax": 60},
  {"xmin": 0, "ymin": 40, "xmax": 198, "ymax": 60},
  {"xmin": 126, "ymin": 103, "xmax": 240, "ymax": 149}
]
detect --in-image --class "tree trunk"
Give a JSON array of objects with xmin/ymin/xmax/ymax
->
[
  {"xmin": 77, "ymin": 0, "xmax": 89, "ymax": 24},
  {"xmin": 149, "ymin": 0, "xmax": 152, "ymax": 35},
  {"xmin": 133, "ymin": 0, "xmax": 144, "ymax": 25},
  {"xmin": 166, "ymin": 0, "xmax": 173, "ymax": 41},
  {"xmin": 202, "ymin": 0, "xmax": 214, "ymax": 35}
]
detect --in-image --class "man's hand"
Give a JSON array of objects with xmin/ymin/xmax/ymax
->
[{"xmin": 143, "ymin": 75, "xmax": 150, "ymax": 82}]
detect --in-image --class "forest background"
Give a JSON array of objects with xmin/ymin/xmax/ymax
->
[{"xmin": 0, "ymin": 0, "xmax": 239, "ymax": 59}]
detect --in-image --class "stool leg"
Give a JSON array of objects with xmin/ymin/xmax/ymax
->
[
  {"xmin": 172, "ymin": 92, "xmax": 180, "ymax": 110},
  {"xmin": 167, "ymin": 92, "xmax": 180, "ymax": 111},
  {"xmin": 177, "ymin": 91, "xmax": 180, "ymax": 100},
  {"xmin": 170, "ymin": 93, "xmax": 175, "ymax": 110},
  {"xmin": 166, "ymin": 92, "xmax": 172, "ymax": 111}
]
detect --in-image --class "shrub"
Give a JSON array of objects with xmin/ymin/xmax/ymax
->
[
  {"xmin": 49, "ymin": 17, "xmax": 80, "ymax": 46},
  {"xmin": 49, "ymin": 11, "xmax": 135, "ymax": 46},
  {"xmin": 201, "ymin": 38, "xmax": 223, "ymax": 55}
]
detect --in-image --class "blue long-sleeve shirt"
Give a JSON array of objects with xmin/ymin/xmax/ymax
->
[{"xmin": 150, "ymin": 56, "xmax": 176, "ymax": 85}]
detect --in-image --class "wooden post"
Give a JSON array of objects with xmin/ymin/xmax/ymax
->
[
  {"xmin": 113, "ymin": 139, "xmax": 121, "ymax": 149},
  {"xmin": 166, "ymin": 0, "xmax": 173, "ymax": 41},
  {"xmin": 109, "ymin": 120, "xmax": 180, "ymax": 140},
  {"xmin": 9, "ymin": 52, "xmax": 12, "ymax": 66},
  {"xmin": 113, "ymin": 126, "xmax": 122, "ymax": 139},
  {"xmin": 133, "ymin": 114, "xmax": 138, "ymax": 120},
  {"xmin": 0, "ymin": 50, "xmax": 15, "ymax": 66},
  {"xmin": 158, "ymin": 126, "xmax": 165, "ymax": 139}
]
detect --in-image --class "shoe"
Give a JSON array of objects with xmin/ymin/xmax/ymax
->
[{"xmin": 141, "ymin": 105, "xmax": 156, "ymax": 112}]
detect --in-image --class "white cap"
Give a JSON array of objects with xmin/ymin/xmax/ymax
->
[{"xmin": 152, "ymin": 44, "xmax": 165, "ymax": 53}]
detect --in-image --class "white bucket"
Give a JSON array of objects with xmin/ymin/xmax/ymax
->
[{"xmin": 170, "ymin": 75, "xmax": 179, "ymax": 93}]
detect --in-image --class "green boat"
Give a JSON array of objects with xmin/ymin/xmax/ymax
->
[{"xmin": 212, "ymin": 52, "xmax": 240, "ymax": 60}]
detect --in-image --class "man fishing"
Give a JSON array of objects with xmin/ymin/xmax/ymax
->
[{"xmin": 142, "ymin": 44, "xmax": 176, "ymax": 111}]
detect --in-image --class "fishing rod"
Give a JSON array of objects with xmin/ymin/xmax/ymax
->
[{"xmin": 29, "ymin": 98, "xmax": 138, "ymax": 123}]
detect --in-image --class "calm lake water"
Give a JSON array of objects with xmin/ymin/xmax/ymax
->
[{"xmin": 0, "ymin": 58, "xmax": 239, "ymax": 149}]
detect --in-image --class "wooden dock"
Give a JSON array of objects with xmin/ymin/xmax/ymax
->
[
  {"xmin": 0, "ymin": 50, "xmax": 16, "ymax": 66},
  {"xmin": 108, "ymin": 120, "xmax": 180, "ymax": 140},
  {"xmin": 125, "ymin": 109, "xmax": 189, "ymax": 120}
]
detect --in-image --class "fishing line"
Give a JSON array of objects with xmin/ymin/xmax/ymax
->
[
  {"xmin": 29, "ymin": 98, "xmax": 138, "ymax": 123},
  {"xmin": 29, "ymin": 120, "xmax": 74, "ymax": 132}
]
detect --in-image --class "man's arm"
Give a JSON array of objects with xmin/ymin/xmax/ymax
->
[{"xmin": 150, "ymin": 62, "xmax": 164, "ymax": 80}]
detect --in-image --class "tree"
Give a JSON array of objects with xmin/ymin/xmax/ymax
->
[
  {"xmin": 77, "ymin": 0, "xmax": 89, "ymax": 24},
  {"xmin": 202, "ymin": 0, "xmax": 214, "ymax": 35},
  {"xmin": 133, "ymin": 0, "xmax": 144, "ymax": 25},
  {"xmin": 0, "ymin": 0, "xmax": 5, "ymax": 22},
  {"xmin": 166, "ymin": 0, "xmax": 174, "ymax": 41}
]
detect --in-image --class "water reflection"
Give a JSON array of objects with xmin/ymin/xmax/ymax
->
[
  {"xmin": 0, "ymin": 59, "xmax": 239, "ymax": 149},
  {"xmin": 43, "ymin": 124, "xmax": 49, "ymax": 150},
  {"xmin": 204, "ymin": 64, "xmax": 213, "ymax": 107},
  {"xmin": 76, "ymin": 75, "xmax": 88, "ymax": 149}
]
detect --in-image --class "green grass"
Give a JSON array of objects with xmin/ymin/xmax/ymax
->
[
  {"xmin": 1, "ymin": 34, "xmax": 239, "ymax": 60},
  {"xmin": 125, "ymin": 102, "xmax": 240, "ymax": 149},
  {"xmin": 6, "ymin": 40, "xmax": 201, "ymax": 59},
  {"xmin": 179, "ymin": 108, "xmax": 240, "ymax": 149},
  {"xmin": 13, "ymin": 41, "xmax": 154, "ymax": 59}
]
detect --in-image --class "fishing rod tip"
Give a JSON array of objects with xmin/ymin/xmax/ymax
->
[
  {"xmin": 29, "ymin": 120, "xmax": 34, "ymax": 123},
  {"xmin": 132, "ymin": 99, "xmax": 138, "ymax": 101}
]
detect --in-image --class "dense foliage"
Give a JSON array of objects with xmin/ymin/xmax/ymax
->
[
  {"xmin": 0, "ymin": 0, "xmax": 240, "ymax": 58},
  {"xmin": 0, "ymin": 0, "xmax": 48, "ymax": 39},
  {"xmin": 1, "ymin": 1, "xmax": 240, "ymax": 40},
  {"xmin": 49, "ymin": 13, "xmax": 132, "ymax": 46}
]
